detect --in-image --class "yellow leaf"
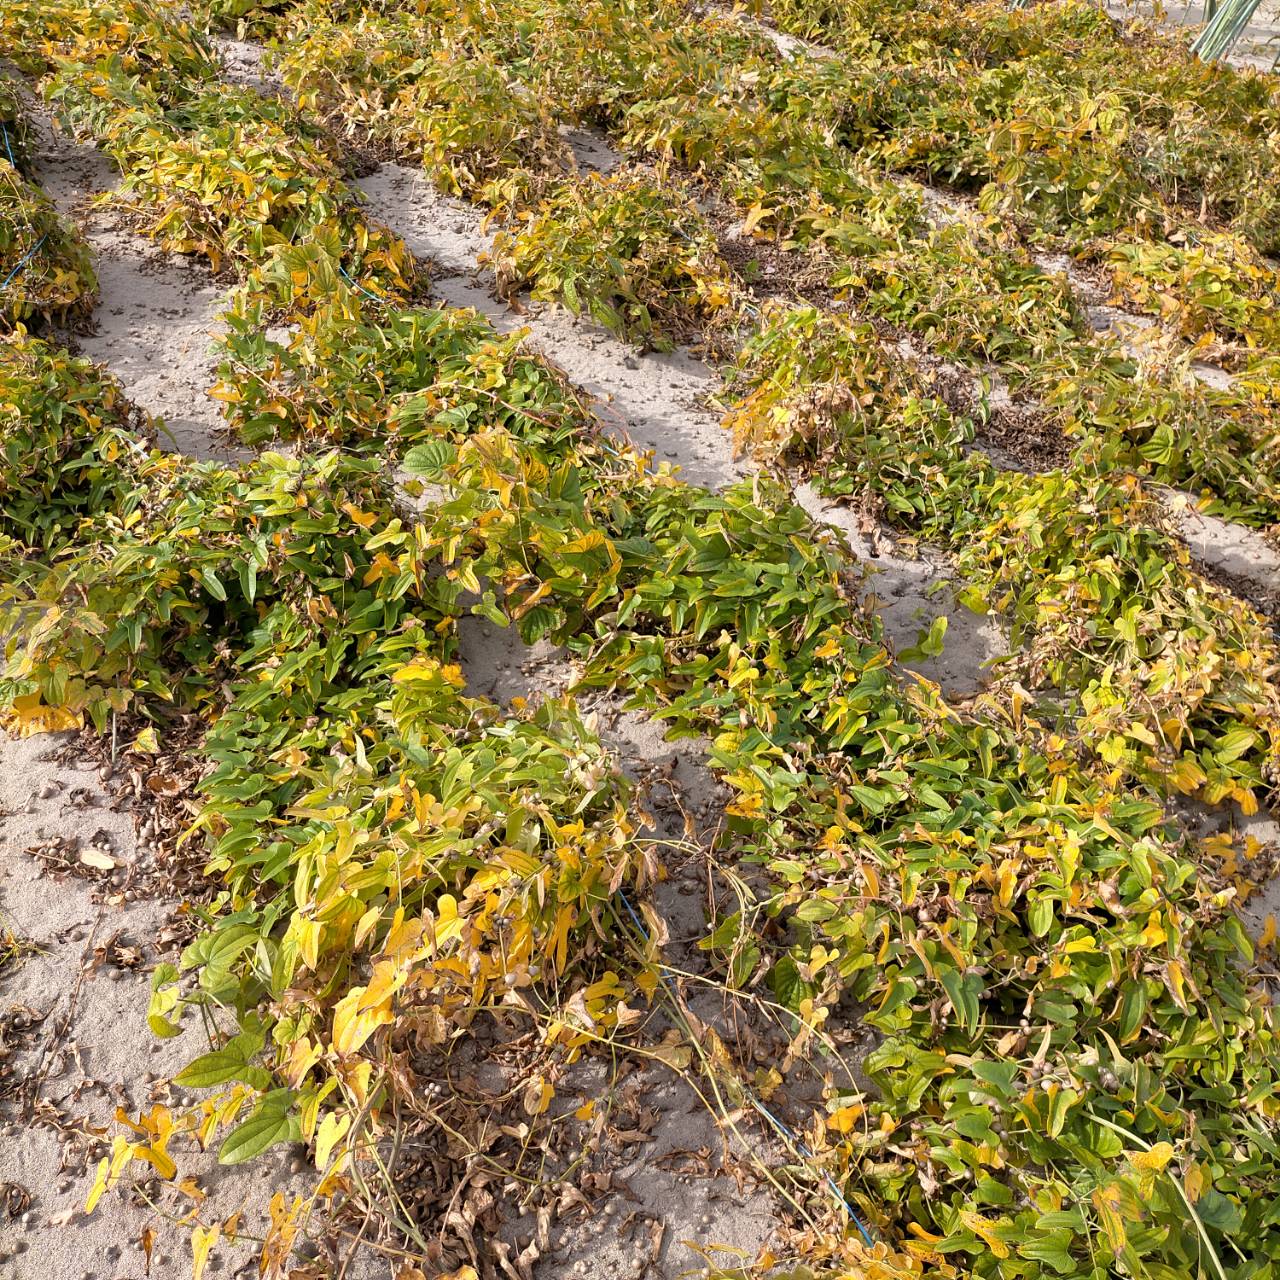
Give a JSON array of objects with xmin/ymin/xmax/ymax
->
[
  {"xmin": 828, "ymin": 1103, "xmax": 865, "ymax": 1134},
  {"xmin": 1170, "ymin": 756, "xmax": 1207, "ymax": 795},
  {"xmin": 86, "ymin": 1136, "xmax": 135, "ymax": 1214},
  {"xmin": 997, "ymin": 859, "xmax": 1017, "ymax": 909},
  {"xmin": 132, "ymin": 1144, "xmax": 177, "ymax": 1181},
  {"xmin": 191, "ymin": 1224, "xmax": 220, "ymax": 1280},
  {"xmin": 907, "ymin": 1222, "xmax": 943, "ymax": 1243},
  {"xmin": 296, "ymin": 918, "xmax": 322, "ymax": 971},
  {"xmin": 1140, "ymin": 912, "xmax": 1167, "ymax": 949},
  {"xmin": 331, "ymin": 986, "xmax": 393, "ymax": 1057},
  {"xmin": 315, "ymin": 1111, "xmax": 351, "ymax": 1173},
  {"xmin": 85, "ymin": 1155, "xmax": 111, "ymax": 1215},
  {"xmin": 547, "ymin": 904, "xmax": 574, "ymax": 976},
  {"xmin": 861, "ymin": 862, "xmax": 880, "ymax": 898},
  {"xmin": 1129, "ymin": 1141, "xmax": 1175, "ymax": 1172},
  {"xmin": 8, "ymin": 692, "xmax": 82, "ymax": 737},
  {"xmin": 341, "ymin": 502, "xmax": 378, "ymax": 530},
  {"xmin": 960, "ymin": 1210, "xmax": 1009, "ymax": 1258},
  {"xmin": 741, "ymin": 203, "xmax": 776, "ymax": 235},
  {"xmin": 523, "ymin": 1075, "xmax": 553, "ymax": 1116},
  {"xmin": 354, "ymin": 906, "xmax": 382, "ymax": 951},
  {"xmin": 1091, "ymin": 1183, "xmax": 1128, "ymax": 1256},
  {"xmin": 1260, "ymin": 914, "xmax": 1277, "ymax": 950},
  {"xmin": 433, "ymin": 893, "xmax": 462, "ymax": 948}
]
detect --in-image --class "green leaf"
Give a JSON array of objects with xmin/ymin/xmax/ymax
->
[
  {"xmin": 1018, "ymin": 1229, "xmax": 1077, "ymax": 1275},
  {"xmin": 849, "ymin": 783, "xmax": 888, "ymax": 814},
  {"xmin": 939, "ymin": 968, "xmax": 982, "ymax": 1034},
  {"xmin": 175, "ymin": 1047, "xmax": 250, "ymax": 1089},
  {"xmin": 1215, "ymin": 728, "xmax": 1258, "ymax": 764},
  {"xmin": 402, "ymin": 440, "xmax": 457, "ymax": 478},
  {"xmin": 1027, "ymin": 894, "xmax": 1054, "ymax": 938},
  {"xmin": 1117, "ymin": 981, "xmax": 1147, "ymax": 1042},
  {"xmin": 1195, "ymin": 1189, "xmax": 1243, "ymax": 1235},
  {"xmin": 770, "ymin": 955, "xmax": 810, "ymax": 1010},
  {"xmin": 899, "ymin": 614, "xmax": 947, "ymax": 662},
  {"xmin": 198, "ymin": 567, "xmax": 227, "ymax": 601},
  {"xmin": 218, "ymin": 1092, "xmax": 298, "ymax": 1165}
]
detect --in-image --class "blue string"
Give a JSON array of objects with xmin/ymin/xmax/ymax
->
[
  {"xmin": 1, "ymin": 122, "xmax": 15, "ymax": 170},
  {"xmin": 0, "ymin": 232, "xmax": 48, "ymax": 293},
  {"xmin": 618, "ymin": 889, "xmax": 682, "ymax": 1005},
  {"xmin": 336, "ymin": 261, "xmax": 388, "ymax": 307},
  {"xmin": 616, "ymin": 887, "xmax": 876, "ymax": 1247},
  {"xmin": 745, "ymin": 1093, "xmax": 876, "ymax": 1248}
]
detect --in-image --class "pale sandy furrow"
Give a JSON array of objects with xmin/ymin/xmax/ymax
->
[{"xmin": 21, "ymin": 90, "xmax": 239, "ymax": 462}]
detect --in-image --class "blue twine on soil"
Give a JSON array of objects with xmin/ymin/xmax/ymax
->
[
  {"xmin": 616, "ymin": 887, "xmax": 876, "ymax": 1247},
  {"xmin": 1, "ymin": 122, "xmax": 15, "ymax": 170},
  {"xmin": 1, "ymin": 232, "xmax": 48, "ymax": 293}
]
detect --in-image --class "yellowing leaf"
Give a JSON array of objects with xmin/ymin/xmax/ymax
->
[
  {"xmin": 1260, "ymin": 914, "xmax": 1277, "ymax": 950},
  {"xmin": 191, "ymin": 1224, "xmax": 220, "ymax": 1280},
  {"xmin": 341, "ymin": 502, "xmax": 378, "ymax": 529},
  {"xmin": 331, "ymin": 987, "xmax": 393, "ymax": 1057},
  {"xmin": 960, "ymin": 1210, "xmax": 1009, "ymax": 1258},
  {"xmin": 1140, "ymin": 912, "xmax": 1167, "ymax": 949},
  {"xmin": 315, "ymin": 1111, "xmax": 351, "ymax": 1172},
  {"xmin": 828, "ymin": 1103, "xmax": 866, "ymax": 1134},
  {"xmin": 523, "ymin": 1075, "xmax": 553, "ymax": 1116},
  {"xmin": 8, "ymin": 692, "xmax": 82, "ymax": 737},
  {"xmin": 1129, "ymin": 1142, "xmax": 1175, "ymax": 1172},
  {"xmin": 741, "ymin": 203, "xmax": 776, "ymax": 235}
]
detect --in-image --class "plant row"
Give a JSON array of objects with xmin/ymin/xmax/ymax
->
[
  {"xmin": 0, "ymin": 76, "xmax": 97, "ymax": 329},
  {"xmin": 261, "ymin": 0, "xmax": 1280, "ymax": 509}
]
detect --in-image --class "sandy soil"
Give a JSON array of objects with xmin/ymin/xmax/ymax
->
[
  {"xmin": 0, "ymin": 86, "xmax": 362, "ymax": 1280},
  {"xmin": 1109, "ymin": 0, "xmax": 1280, "ymax": 70},
  {"xmin": 0, "ymin": 735, "xmax": 365, "ymax": 1280},
  {"xmin": 1166, "ymin": 490, "xmax": 1280, "ymax": 613},
  {"xmin": 17, "ymin": 84, "xmax": 238, "ymax": 464}
]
